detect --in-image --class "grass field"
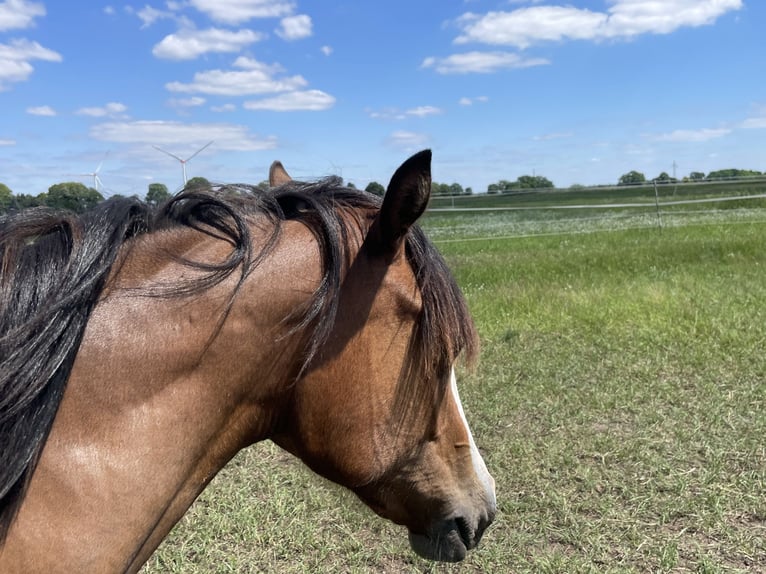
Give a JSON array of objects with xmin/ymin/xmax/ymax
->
[{"xmin": 141, "ymin": 214, "xmax": 766, "ymax": 573}]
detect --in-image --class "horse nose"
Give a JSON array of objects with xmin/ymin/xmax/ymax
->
[{"xmin": 473, "ymin": 504, "xmax": 496, "ymax": 547}]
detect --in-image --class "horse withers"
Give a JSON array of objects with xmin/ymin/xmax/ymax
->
[{"xmin": 0, "ymin": 150, "xmax": 496, "ymax": 572}]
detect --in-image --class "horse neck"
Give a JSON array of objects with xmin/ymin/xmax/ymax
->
[{"xmin": 2, "ymin": 221, "xmax": 322, "ymax": 573}]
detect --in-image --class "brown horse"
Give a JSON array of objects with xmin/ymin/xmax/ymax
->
[{"xmin": 0, "ymin": 150, "xmax": 496, "ymax": 573}]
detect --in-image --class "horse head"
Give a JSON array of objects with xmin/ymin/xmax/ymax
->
[{"xmin": 271, "ymin": 151, "xmax": 496, "ymax": 561}]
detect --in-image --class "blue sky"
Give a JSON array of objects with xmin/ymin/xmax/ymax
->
[{"xmin": 0, "ymin": 0, "xmax": 763, "ymax": 197}]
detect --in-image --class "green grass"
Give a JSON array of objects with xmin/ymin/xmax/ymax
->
[{"xmin": 142, "ymin": 217, "xmax": 766, "ymax": 573}]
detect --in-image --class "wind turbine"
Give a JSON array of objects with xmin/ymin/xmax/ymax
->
[
  {"xmin": 69, "ymin": 153, "xmax": 107, "ymax": 192},
  {"xmin": 153, "ymin": 141, "xmax": 214, "ymax": 186}
]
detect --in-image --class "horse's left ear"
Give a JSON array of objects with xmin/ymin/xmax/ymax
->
[
  {"xmin": 269, "ymin": 160, "xmax": 292, "ymax": 187},
  {"xmin": 368, "ymin": 149, "xmax": 432, "ymax": 257}
]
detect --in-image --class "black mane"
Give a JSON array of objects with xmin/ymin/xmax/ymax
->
[{"xmin": 0, "ymin": 179, "xmax": 476, "ymax": 542}]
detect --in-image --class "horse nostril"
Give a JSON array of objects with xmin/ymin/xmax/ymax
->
[{"xmin": 453, "ymin": 516, "xmax": 473, "ymax": 549}]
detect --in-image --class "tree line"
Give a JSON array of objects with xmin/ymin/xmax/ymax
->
[
  {"xmin": 618, "ymin": 168, "xmax": 764, "ymax": 186},
  {"xmin": 3, "ymin": 167, "xmax": 764, "ymax": 214},
  {"xmin": 0, "ymin": 179, "xmax": 214, "ymax": 214}
]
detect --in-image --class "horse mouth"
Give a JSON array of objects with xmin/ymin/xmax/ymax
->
[{"xmin": 407, "ymin": 518, "xmax": 474, "ymax": 562}]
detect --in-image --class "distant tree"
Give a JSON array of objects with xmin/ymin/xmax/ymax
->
[
  {"xmin": 448, "ymin": 183, "xmax": 464, "ymax": 195},
  {"xmin": 516, "ymin": 175, "xmax": 554, "ymax": 189},
  {"xmin": 706, "ymin": 168, "xmax": 762, "ymax": 180},
  {"xmin": 653, "ymin": 172, "xmax": 676, "ymax": 183},
  {"xmin": 487, "ymin": 180, "xmax": 513, "ymax": 194},
  {"xmin": 618, "ymin": 171, "xmax": 646, "ymax": 186},
  {"xmin": 365, "ymin": 181, "xmax": 385, "ymax": 196},
  {"xmin": 0, "ymin": 183, "xmax": 12, "ymax": 212},
  {"xmin": 185, "ymin": 176, "xmax": 210, "ymax": 189},
  {"xmin": 487, "ymin": 176, "xmax": 553, "ymax": 192},
  {"xmin": 464, "ymin": 187, "xmax": 473, "ymax": 195},
  {"xmin": 13, "ymin": 193, "xmax": 46, "ymax": 210},
  {"xmin": 146, "ymin": 183, "xmax": 170, "ymax": 206},
  {"xmin": 688, "ymin": 171, "xmax": 705, "ymax": 181},
  {"xmin": 569, "ymin": 184, "xmax": 586, "ymax": 191},
  {"xmin": 347, "ymin": 182, "xmax": 356, "ymax": 189},
  {"xmin": 430, "ymin": 183, "xmax": 448, "ymax": 196},
  {"xmin": 47, "ymin": 182, "xmax": 103, "ymax": 212}
]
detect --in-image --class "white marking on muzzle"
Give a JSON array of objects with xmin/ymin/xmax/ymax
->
[{"xmin": 450, "ymin": 368, "xmax": 496, "ymax": 508}]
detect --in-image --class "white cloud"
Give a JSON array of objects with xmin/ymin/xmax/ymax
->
[
  {"xmin": 211, "ymin": 103, "xmax": 237, "ymax": 112},
  {"xmin": 455, "ymin": 0, "xmax": 743, "ymax": 48},
  {"xmin": 275, "ymin": 14, "xmax": 312, "ymax": 40},
  {"xmin": 243, "ymin": 89, "xmax": 335, "ymax": 111},
  {"xmin": 0, "ymin": 138, "xmax": 15, "ymax": 146},
  {"xmin": 654, "ymin": 128, "xmax": 731, "ymax": 142},
  {"xmin": 606, "ymin": 0, "xmax": 742, "ymax": 38},
  {"xmin": 153, "ymin": 28, "xmax": 264, "ymax": 60},
  {"xmin": 0, "ymin": 39, "xmax": 62, "ymax": 89},
  {"xmin": 90, "ymin": 120, "xmax": 277, "ymax": 151},
  {"xmin": 320, "ymin": 45, "xmax": 332, "ymax": 56},
  {"xmin": 103, "ymin": 5, "xmax": 115, "ymax": 16},
  {"xmin": 456, "ymin": 8, "xmax": 606, "ymax": 48},
  {"xmin": 26, "ymin": 104, "xmax": 55, "ymax": 116},
  {"xmin": 422, "ymin": 51, "xmax": 549, "ymax": 74},
  {"xmin": 166, "ymin": 62, "xmax": 306, "ymax": 96},
  {"xmin": 188, "ymin": 0, "xmax": 294, "ymax": 24},
  {"xmin": 0, "ymin": 0, "xmax": 45, "ymax": 31},
  {"xmin": 76, "ymin": 102, "xmax": 128, "ymax": 118}
]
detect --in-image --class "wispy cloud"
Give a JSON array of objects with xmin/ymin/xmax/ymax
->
[
  {"xmin": 134, "ymin": 5, "xmax": 174, "ymax": 28},
  {"xmin": 386, "ymin": 130, "xmax": 429, "ymax": 151},
  {"xmin": 459, "ymin": 96, "xmax": 489, "ymax": 106},
  {"xmin": 168, "ymin": 96, "xmax": 206, "ymax": 109},
  {"xmin": 653, "ymin": 127, "xmax": 731, "ymax": 142},
  {"xmin": 740, "ymin": 116, "xmax": 766, "ymax": 129},
  {"xmin": 243, "ymin": 89, "xmax": 335, "ymax": 111},
  {"xmin": 90, "ymin": 120, "xmax": 277, "ymax": 151},
  {"xmin": 368, "ymin": 105, "xmax": 443, "ymax": 120},
  {"xmin": 76, "ymin": 102, "xmax": 128, "ymax": 118},
  {"xmin": 422, "ymin": 51, "xmax": 549, "ymax": 74},
  {"xmin": 533, "ymin": 132, "xmax": 574, "ymax": 141},
  {"xmin": 26, "ymin": 104, "xmax": 56, "ymax": 116},
  {"xmin": 0, "ymin": 138, "xmax": 15, "ymax": 146},
  {"xmin": 405, "ymin": 105, "xmax": 442, "ymax": 118}
]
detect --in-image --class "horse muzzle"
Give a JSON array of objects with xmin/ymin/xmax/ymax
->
[{"xmin": 407, "ymin": 507, "xmax": 496, "ymax": 562}]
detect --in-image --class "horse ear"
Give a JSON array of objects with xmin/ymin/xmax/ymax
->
[
  {"xmin": 368, "ymin": 149, "xmax": 432, "ymax": 256},
  {"xmin": 269, "ymin": 160, "xmax": 292, "ymax": 187}
]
